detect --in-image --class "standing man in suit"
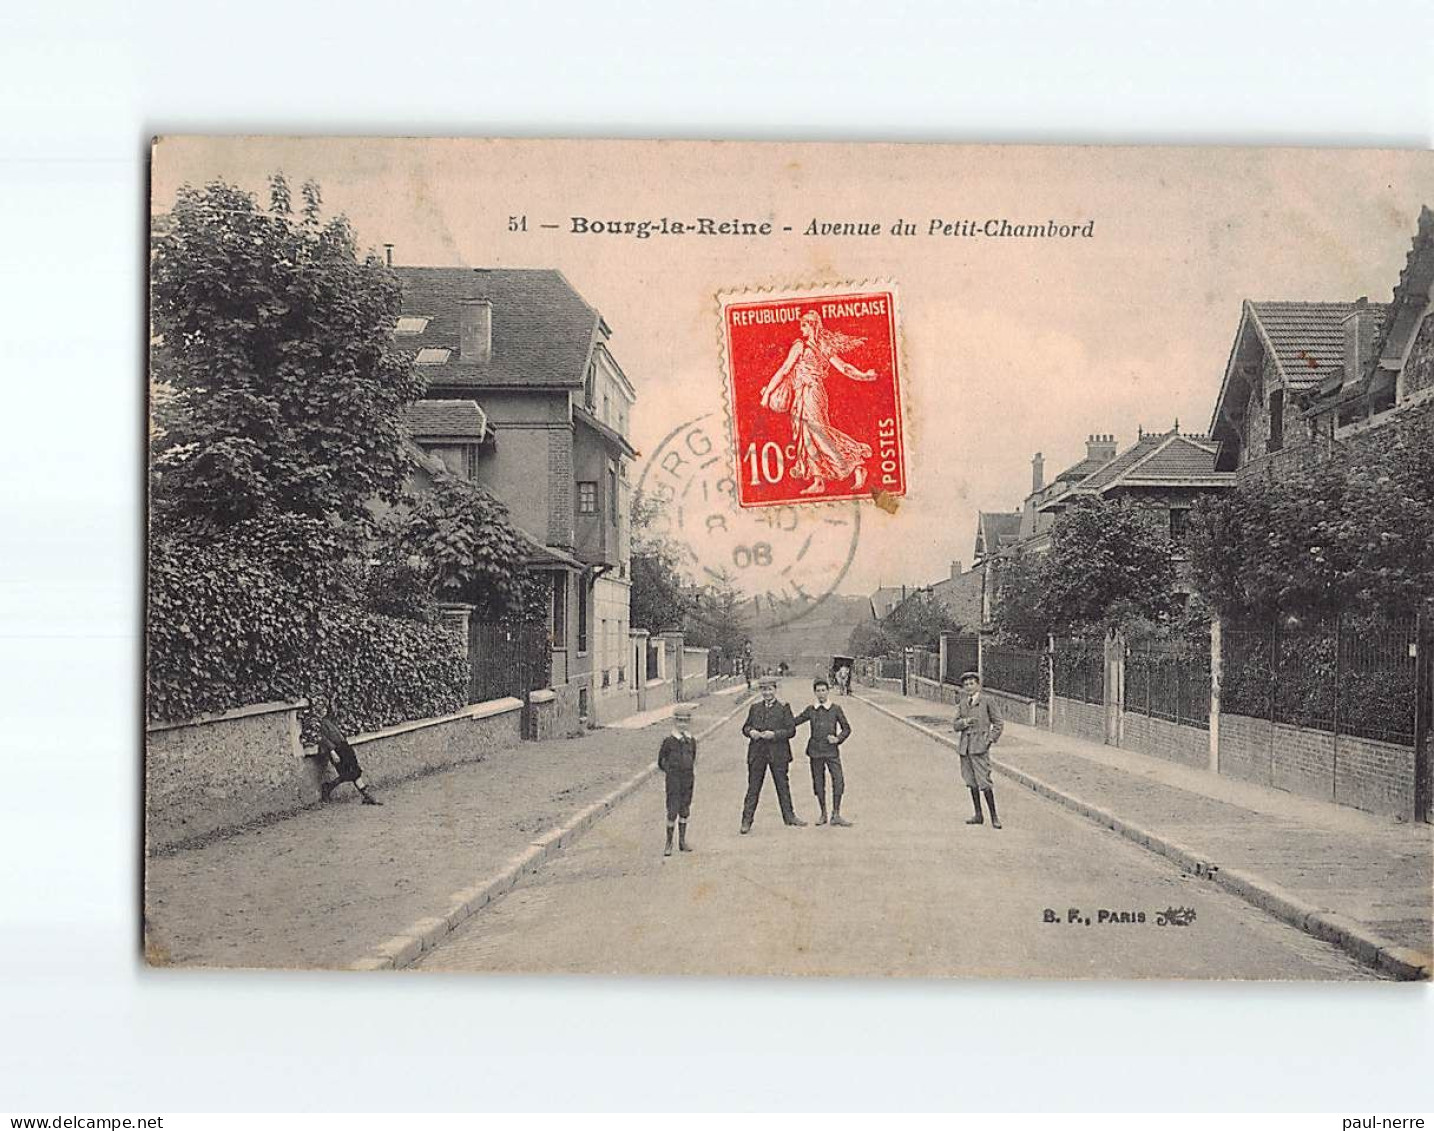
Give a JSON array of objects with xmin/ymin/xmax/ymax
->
[
  {"xmin": 740, "ymin": 676, "xmax": 806, "ymax": 834},
  {"xmin": 953, "ymin": 671, "xmax": 1004, "ymax": 828}
]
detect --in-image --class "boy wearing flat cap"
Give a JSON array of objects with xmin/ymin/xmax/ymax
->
[
  {"xmin": 657, "ymin": 705, "xmax": 698, "ymax": 856},
  {"xmin": 953, "ymin": 671, "xmax": 1004, "ymax": 829}
]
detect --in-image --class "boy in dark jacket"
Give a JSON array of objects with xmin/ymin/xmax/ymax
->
[
  {"xmin": 794, "ymin": 677, "xmax": 853, "ymax": 826},
  {"xmin": 657, "ymin": 705, "xmax": 698, "ymax": 856},
  {"xmin": 312, "ymin": 702, "xmax": 382, "ymax": 806}
]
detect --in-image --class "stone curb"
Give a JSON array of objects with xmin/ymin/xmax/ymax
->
[
  {"xmin": 855, "ymin": 692, "xmax": 1432, "ymax": 982},
  {"xmin": 346, "ymin": 691, "xmax": 755, "ymax": 972}
]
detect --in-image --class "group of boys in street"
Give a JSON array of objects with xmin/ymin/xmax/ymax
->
[{"xmin": 654, "ymin": 669, "xmax": 1004, "ymax": 855}]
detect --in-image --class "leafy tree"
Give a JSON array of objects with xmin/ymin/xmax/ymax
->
[
  {"xmin": 991, "ymin": 497, "xmax": 1177, "ymax": 637},
  {"xmin": 989, "ymin": 548, "xmax": 1048, "ymax": 647},
  {"xmin": 629, "ymin": 493, "xmax": 694, "ymax": 633},
  {"xmin": 1188, "ymin": 415, "xmax": 1434, "ymax": 618},
  {"xmin": 848, "ymin": 590, "xmax": 960, "ymax": 654},
  {"xmin": 150, "ymin": 174, "xmax": 426, "ymax": 533},
  {"xmin": 381, "ymin": 470, "xmax": 527, "ymax": 619},
  {"xmin": 684, "ymin": 569, "xmax": 750, "ymax": 670},
  {"xmin": 1041, "ymin": 497, "xmax": 1177, "ymax": 632}
]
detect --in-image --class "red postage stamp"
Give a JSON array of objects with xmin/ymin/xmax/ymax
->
[{"xmin": 720, "ymin": 282, "xmax": 906, "ymax": 508}]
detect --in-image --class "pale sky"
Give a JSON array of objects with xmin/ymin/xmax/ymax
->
[{"xmin": 152, "ymin": 138, "xmax": 1434, "ymax": 596}]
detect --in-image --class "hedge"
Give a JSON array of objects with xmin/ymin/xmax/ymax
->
[{"xmin": 147, "ymin": 527, "xmax": 469, "ymax": 736}]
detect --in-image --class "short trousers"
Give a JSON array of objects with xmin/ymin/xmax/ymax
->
[
  {"xmin": 665, "ymin": 770, "xmax": 695, "ymax": 821},
  {"xmin": 959, "ymin": 751, "xmax": 993, "ymax": 791}
]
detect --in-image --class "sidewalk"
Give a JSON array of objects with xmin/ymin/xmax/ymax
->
[
  {"xmin": 144, "ymin": 689, "xmax": 751, "ymax": 970},
  {"xmin": 857, "ymin": 684, "xmax": 1432, "ymax": 979}
]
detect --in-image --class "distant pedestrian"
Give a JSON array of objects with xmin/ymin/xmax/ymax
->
[
  {"xmin": 311, "ymin": 701, "xmax": 382, "ymax": 806},
  {"xmin": 740, "ymin": 676, "xmax": 805, "ymax": 833},
  {"xmin": 657, "ymin": 705, "xmax": 699, "ymax": 856},
  {"xmin": 794, "ymin": 677, "xmax": 853, "ymax": 826},
  {"xmin": 835, "ymin": 664, "xmax": 852, "ymax": 697},
  {"xmin": 953, "ymin": 672, "xmax": 1002, "ymax": 828}
]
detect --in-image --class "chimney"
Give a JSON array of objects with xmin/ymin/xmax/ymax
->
[
  {"xmin": 950, "ymin": 559, "xmax": 962, "ymax": 581},
  {"xmin": 1031, "ymin": 452, "xmax": 1045, "ymax": 494},
  {"xmin": 1342, "ymin": 296, "xmax": 1378, "ymax": 385},
  {"xmin": 459, "ymin": 299, "xmax": 493, "ymax": 363},
  {"xmin": 383, "ymin": 243, "xmax": 394, "ymax": 267},
  {"xmin": 1086, "ymin": 433, "xmax": 1117, "ymax": 463}
]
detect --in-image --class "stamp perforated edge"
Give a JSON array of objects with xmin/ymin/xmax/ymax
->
[{"xmin": 715, "ymin": 278, "xmax": 908, "ymax": 511}]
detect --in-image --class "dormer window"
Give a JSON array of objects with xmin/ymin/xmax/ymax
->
[
  {"xmin": 395, "ymin": 316, "xmax": 431, "ymax": 336},
  {"xmin": 415, "ymin": 348, "xmax": 451, "ymax": 366}
]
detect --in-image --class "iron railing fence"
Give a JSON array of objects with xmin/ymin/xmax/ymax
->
[
  {"xmin": 1220, "ymin": 612, "xmax": 1418, "ymax": 746},
  {"xmin": 1052, "ymin": 635, "xmax": 1105, "ymax": 706},
  {"xmin": 1125, "ymin": 635, "xmax": 1212, "ymax": 730},
  {"xmin": 982, "ymin": 643, "xmax": 1047, "ymax": 702}
]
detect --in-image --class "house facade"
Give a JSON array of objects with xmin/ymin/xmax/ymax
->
[
  {"xmin": 394, "ymin": 266, "xmax": 637, "ymax": 726},
  {"xmin": 1209, "ymin": 209, "xmax": 1434, "ymax": 480}
]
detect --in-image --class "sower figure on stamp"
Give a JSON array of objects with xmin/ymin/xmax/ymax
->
[
  {"xmin": 740, "ymin": 676, "xmax": 807, "ymax": 833},
  {"xmin": 310, "ymin": 699, "xmax": 382, "ymax": 806},
  {"xmin": 657, "ymin": 705, "xmax": 698, "ymax": 857},
  {"xmin": 953, "ymin": 672, "xmax": 1002, "ymax": 828},
  {"xmin": 759, "ymin": 311, "xmax": 876, "ymax": 496},
  {"xmin": 793, "ymin": 677, "xmax": 853, "ymax": 826}
]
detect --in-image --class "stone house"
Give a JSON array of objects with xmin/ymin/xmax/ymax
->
[
  {"xmin": 394, "ymin": 267, "xmax": 637, "ymax": 726},
  {"xmin": 1208, "ymin": 205, "xmax": 1434, "ymax": 479}
]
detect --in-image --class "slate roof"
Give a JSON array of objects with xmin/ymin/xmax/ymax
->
[
  {"xmin": 574, "ymin": 404, "xmax": 638, "ymax": 458},
  {"xmin": 394, "ymin": 267, "xmax": 600, "ymax": 390},
  {"xmin": 402, "ymin": 398, "xmax": 488, "ymax": 440},
  {"xmin": 1248, "ymin": 301, "xmax": 1390, "ymax": 390},
  {"xmin": 515, "ymin": 527, "xmax": 584, "ymax": 571},
  {"xmin": 1054, "ymin": 455, "xmax": 1109, "ymax": 482},
  {"xmin": 976, "ymin": 512, "xmax": 1023, "ymax": 558},
  {"xmin": 1062, "ymin": 432, "xmax": 1226, "ymax": 497}
]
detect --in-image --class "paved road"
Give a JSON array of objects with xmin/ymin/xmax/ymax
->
[{"xmin": 421, "ymin": 681, "xmax": 1381, "ymax": 979}]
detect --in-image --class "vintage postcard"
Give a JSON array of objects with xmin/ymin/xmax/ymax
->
[{"xmin": 145, "ymin": 138, "xmax": 1433, "ymax": 980}]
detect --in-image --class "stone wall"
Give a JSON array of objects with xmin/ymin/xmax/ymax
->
[
  {"xmin": 1120, "ymin": 711, "xmax": 1208, "ymax": 769},
  {"xmin": 1217, "ymin": 711, "xmax": 1273, "ymax": 787},
  {"xmin": 1217, "ymin": 711, "xmax": 1417, "ymax": 819},
  {"xmin": 146, "ymin": 702, "xmax": 306, "ymax": 853},
  {"xmin": 147, "ymin": 697, "xmax": 527, "ymax": 852},
  {"xmin": 910, "ymin": 675, "xmax": 959, "ymax": 706},
  {"xmin": 1051, "ymin": 695, "xmax": 1105, "ymax": 744},
  {"xmin": 644, "ymin": 678, "xmax": 675, "ymax": 713},
  {"xmin": 531, "ymin": 684, "xmax": 584, "ymax": 740},
  {"xmin": 1403, "ymin": 311, "xmax": 1434, "ymax": 397},
  {"xmin": 681, "ymin": 647, "xmax": 710, "ymax": 700},
  {"xmin": 1334, "ymin": 732, "xmax": 1419, "ymax": 819},
  {"xmin": 985, "ymin": 689, "xmax": 1038, "ymax": 726}
]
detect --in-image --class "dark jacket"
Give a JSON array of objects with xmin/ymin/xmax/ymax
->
[
  {"xmin": 742, "ymin": 699, "xmax": 797, "ymax": 763},
  {"xmin": 953, "ymin": 692, "xmax": 1004, "ymax": 755},
  {"xmin": 793, "ymin": 703, "xmax": 851, "ymax": 758},
  {"xmin": 657, "ymin": 733, "xmax": 697, "ymax": 774}
]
